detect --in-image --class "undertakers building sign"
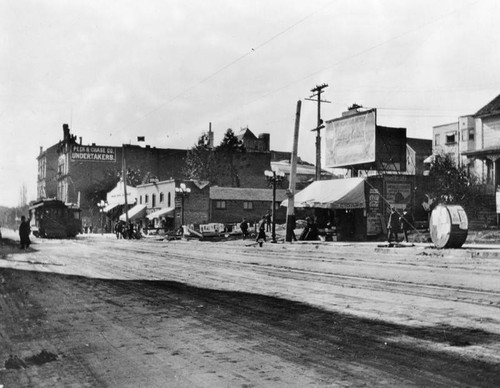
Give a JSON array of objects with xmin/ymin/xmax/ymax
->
[{"xmin": 71, "ymin": 145, "xmax": 116, "ymax": 162}]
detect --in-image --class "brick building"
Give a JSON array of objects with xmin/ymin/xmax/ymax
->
[{"xmin": 37, "ymin": 123, "xmax": 322, "ymax": 231}]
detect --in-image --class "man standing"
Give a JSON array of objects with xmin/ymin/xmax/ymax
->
[
  {"xmin": 265, "ymin": 211, "xmax": 272, "ymax": 232},
  {"xmin": 400, "ymin": 208, "xmax": 413, "ymax": 243},
  {"xmin": 19, "ymin": 216, "xmax": 31, "ymax": 250},
  {"xmin": 387, "ymin": 207, "xmax": 399, "ymax": 243},
  {"xmin": 240, "ymin": 218, "xmax": 249, "ymax": 239}
]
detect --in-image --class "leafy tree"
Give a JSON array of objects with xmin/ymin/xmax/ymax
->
[
  {"xmin": 214, "ymin": 128, "xmax": 246, "ymax": 187},
  {"xmin": 184, "ymin": 129, "xmax": 246, "ymax": 187},
  {"xmin": 216, "ymin": 128, "xmax": 245, "ymax": 153},
  {"xmin": 425, "ymin": 152, "xmax": 481, "ymax": 214},
  {"xmin": 183, "ymin": 133, "xmax": 216, "ymax": 182}
]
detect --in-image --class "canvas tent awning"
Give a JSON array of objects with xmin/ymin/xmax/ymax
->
[
  {"xmin": 103, "ymin": 202, "xmax": 120, "ymax": 213},
  {"xmin": 423, "ymin": 154, "xmax": 435, "ymax": 164},
  {"xmin": 281, "ymin": 178, "xmax": 366, "ymax": 209},
  {"xmin": 119, "ymin": 204, "xmax": 147, "ymax": 221},
  {"xmin": 146, "ymin": 207, "xmax": 174, "ymax": 220}
]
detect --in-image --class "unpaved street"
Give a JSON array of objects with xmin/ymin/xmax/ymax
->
[{"xmin": 1, "ymin": 231, "xmax": 500, "ymax": 387}]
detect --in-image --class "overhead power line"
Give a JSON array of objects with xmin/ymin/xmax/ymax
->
[
  {"xmin": 245, "ymin": 0, "xmax": 483, "ymax": 107},
  {"xmin": 121, "ymin": 0, "xmax": 338, "ymax": 132}
]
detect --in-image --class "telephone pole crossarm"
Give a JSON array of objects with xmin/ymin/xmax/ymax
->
[{"xmin": 305, "ymin": 83, "xmax": 331, "ymax": 181}]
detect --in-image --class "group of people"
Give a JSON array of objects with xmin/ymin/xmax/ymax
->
[
  {"xmin": 239, "ymin": 211, "xmax": 273, "ymax": 242},
  {"xmin": 114, "ymin": 220, "xmax": 143, "ymax": 239},
  {"xmin": 387, "ymin": 207, "xmax": 413, "ymax": 243}
]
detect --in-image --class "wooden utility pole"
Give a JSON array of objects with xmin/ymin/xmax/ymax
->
[
  {"xmin": 286, "ymin": 100, "xmax": 302, "ymax": 242},
  {"xmin": 122, "ymin": 145, "xmax": 129, "ymax": 224},
  {"xmin": 305, "ymin": 84, "xmax": 330, "ymax": 181}
]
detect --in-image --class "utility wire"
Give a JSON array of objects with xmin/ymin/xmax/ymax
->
[
  {"xmin": 121, "ymin": 0, "xmax": 338, "ymax": 131},
  {"xmin": 245, "ymin": 0, "xmax": 483, "ymax": 107}
]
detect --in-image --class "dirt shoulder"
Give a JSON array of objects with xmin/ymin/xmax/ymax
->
[{"xmin": 1, "ymin": 266, "xmax": 499, "ymax": 387}]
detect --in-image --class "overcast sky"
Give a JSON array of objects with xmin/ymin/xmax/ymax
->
[{"xmin": 1, "ymin": 0, "xmax": 499, "ymax": 207}]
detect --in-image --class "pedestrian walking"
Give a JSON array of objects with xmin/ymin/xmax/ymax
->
[
  {"xmin": 399, "ymin": 208, "xmax": 413, "ymax": 243},
  {"xmin": 240, "ymin": 218, "xmax": 249, "ymax": 239},
  {"xmin": 387, "ymin": 207, "xmax": 400, "ymax": 243},
  {"xmin": 256, "ymin": 216, "xmax": 267, "ymax": 245},
  {"xmin": 19, "ymin": 215, "xmax": 31, "ymax": 249}
]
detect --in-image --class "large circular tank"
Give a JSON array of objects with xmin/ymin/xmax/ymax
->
[{"xmin": 429, "ymin": 204, "xmax": 468, "ymax": 249}]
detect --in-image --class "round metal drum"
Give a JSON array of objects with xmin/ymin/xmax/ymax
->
[{"xmin": 430, "ymin": 204, "xmax": 468, "ymax": 249}]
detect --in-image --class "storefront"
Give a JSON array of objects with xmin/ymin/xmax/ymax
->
[
  {"xmin": 283, "ymin": 178, "xmax": 367, "ymax": 241},
  {"xmin": 284, "ymin": 176, "xmax": 415, "ymax": 241}
]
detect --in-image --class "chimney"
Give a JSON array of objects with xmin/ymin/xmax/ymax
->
[
  {"xmin": 208, "ymin": 122, "xmax": 214, "ymax": 149},
  {"xmin": 342, "ymin": 103, "xmax": 363, "ymax": 117},
  {"xmin": 63, "ymin": 123, "xmax": 70, "ymax": 141}
]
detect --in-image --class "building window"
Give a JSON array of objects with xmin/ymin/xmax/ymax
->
[
  {"xmin": 445, "ymin": 132, "xmax": 456, "ymax": 144},
  {"xmin": 215, "ymin": 200, "xmax": 226, "ymax": 209},
  {"xmin": 160, "ymin": 192, "xmax": 164, "ymax": 203},
  {"xmin": 145, "ymin": 194, "xmax": 149, "ymax": 203},
  {"xmin": 140, "ymin": 195, "xmax": 142, "ymax": 204},
  {"xmin": 168, "ymin": 192, "xmax": 171, "ymax": 207},
  {"xmin": 434, "ymin": 134, "xmax": 440, "ymax": 146},
  {"xmin": 469, "ymin": 129, "xmax": 475, "ymax": 141},
  {"xmin": 243, "ymin": 201, "xmax": 253, "ymax": 210},
  {"xmin": 152, "ymin": 194, "xmax": 156, "ymax": 207}
]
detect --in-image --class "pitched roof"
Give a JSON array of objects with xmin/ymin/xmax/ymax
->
[
  {"xmin": 236, "ymin": 127, "xmax": 257, "ymax": 141},
  {"xmin": 271, "ymin": 160, "xmax": 334, "ymax": 177},
  {"xmin": 210, "ymin": 186, "xmax": 288, "ymax": 201},
  {"xmin": 475, "ymin": 93, "xmax": 500, "ymax": 117},
  {"xmin": 406, "ymin": 138, "xmax": 432, "ymax": 155}
]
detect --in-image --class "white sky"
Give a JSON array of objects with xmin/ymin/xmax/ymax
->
[{"xmin": 1, "ymin": 0, "xmax": 500, "ymax": 207}]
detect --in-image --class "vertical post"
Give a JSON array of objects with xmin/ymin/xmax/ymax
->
[
  {"xmin": 315, "ymin": 91, "xmax": 322, "ymax": 181},
  {"xmin": 286, "ymin": 100, "xmax": 302, "ymax": 242},
  {"xmin": 181, "ymin": 195, "xmax": 185, "ymax": 226},
  {"xmin": 271, "ymin": 172, "xmax": 277, "ymax": 243},
  {"xmin": 122, "ymin": 145, "xmax": 129, "ymax": 224},
  {"xmin": 306, "ymin": 84, "xmax": 329, "ymax": 181}
]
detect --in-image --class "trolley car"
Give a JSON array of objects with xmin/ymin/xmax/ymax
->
[{"xmin": 29, "ymin": 199, "xmax": 82, "ymax": 238}]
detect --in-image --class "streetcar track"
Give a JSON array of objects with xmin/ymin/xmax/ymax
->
[{"xmin": 82, "ymin": 244, "xmax": 500, "ymax": 309}]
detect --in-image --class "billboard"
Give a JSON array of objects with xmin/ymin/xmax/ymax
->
[
  {"xmin": 325, "ymin": 109, "xmax": 376, "ymax": 168},
  {"xmin": 71, "ymin": 145, "xmax": 116, "ymax": 162}
]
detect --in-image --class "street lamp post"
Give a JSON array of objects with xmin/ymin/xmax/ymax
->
[
  {"xmin": 265, "ymin": 169, "xmax": 285, "ymax": 243},
  {"xmin": 97, "ymin": 200, "xmax": 106, "ymax": 235},
  {"xmin": 175, "ymin": 183, "xmax": 191, "ymax": 227}
]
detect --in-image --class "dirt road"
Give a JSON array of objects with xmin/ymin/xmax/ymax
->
[{"xmin": 1, "ymin": 232, "xmax": 499, "ymax": 387}]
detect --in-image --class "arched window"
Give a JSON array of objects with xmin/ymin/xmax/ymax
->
[
  {"xmin": 168, "ymin": 192, "xmax": 171, "ymax": 207},
  {"xmin": 152, "ymin": 194, "xmax": 156, "ymax": 207},
  {"xmin": 160, "ymin": 192, "xmax": 164, "ymax": 203}
]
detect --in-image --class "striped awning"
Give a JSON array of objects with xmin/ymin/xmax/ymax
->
[
  {"xmin": 119, "ymin": 204, "xmax": 147, "ymax": 221},
  {"xmin": 146, "ymin": 207, "xmax": 174, "ymax": 220}
]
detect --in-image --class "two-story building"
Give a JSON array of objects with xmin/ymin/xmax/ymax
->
[{"xmin": 462, "ymin": 93, "xmax": 500, "ymax": 192}]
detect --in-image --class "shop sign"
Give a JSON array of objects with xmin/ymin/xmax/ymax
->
[
  {"xmin": 71, "ymin": 145, "xmax": 116, "ymax": 162},
  {"xmin": 367, "ymin": 188, "xmax": 382, "ymax": 235}
]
